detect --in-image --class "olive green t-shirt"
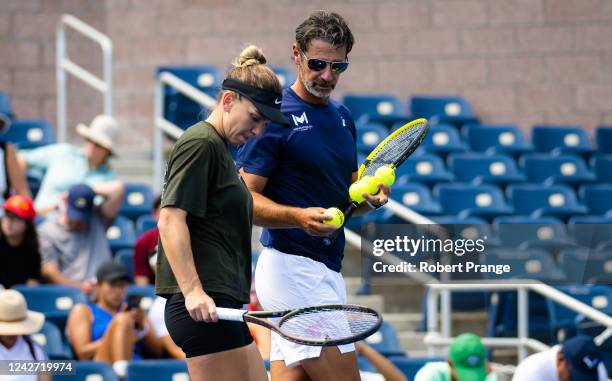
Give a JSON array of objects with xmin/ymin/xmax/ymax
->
[{"xmin": 155, "ymin": 122, "xmax": 253, "ymax": 303}]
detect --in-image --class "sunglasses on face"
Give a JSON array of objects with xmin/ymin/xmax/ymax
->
[{"xmin": 300, "ymin": 50, "xmax": 349, "ymax": 75}]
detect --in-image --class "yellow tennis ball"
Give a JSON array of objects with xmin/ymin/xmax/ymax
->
[
  {"xmin": 375, "ymin": 166, "xmax": 396, "ymax": 187},
  {"xmin": 349, "ymin": 182, "xmax": 366, "ymax": 203},
  {"xmin": 360, "ymin": 175, "xmax": 380, "ymax": 195},
  {"xmin": 323, "ymin": 207, "xmax": 344, "ymax": 228}
]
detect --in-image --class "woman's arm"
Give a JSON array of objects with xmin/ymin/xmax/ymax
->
[
  {"xmin": 5, "ymin": 143, "xmax": 31, "ymax": 197},
  {"xmin": 355, "ymin": 341, "xmax": 407, "ymax": 381},
  {"xmin": 66, "ymin": 304, "xmax": 101, "ymax": 360}
]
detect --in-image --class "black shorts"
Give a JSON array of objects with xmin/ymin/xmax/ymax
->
[{"xmin": 164, "ymin": 292, "xmax": 253, "ymax": 358}]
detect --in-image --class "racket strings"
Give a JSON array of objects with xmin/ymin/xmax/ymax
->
[{"xmin": 278, "ymin": 307, "xmax": 380, "ymax": 342}]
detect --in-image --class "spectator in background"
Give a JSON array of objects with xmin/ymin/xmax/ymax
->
[
  {"xmin": 0, "ymin": 289, "xmax": 50, "ymax": 381},
  {"xmin": 0, "ymin": 141, "xmax": 31, "ymax": 204},
  {"xmin": 67, "ymin": 261, "xmax": 162, "ymax": 377},
  {"xmin": 0, "ymin": 195, "xmax": 41, "ymax": 289},
  {"xmin": 415, "ymin": 333, "xmax": 497, "ymax": 381},
  {"xmin": 39, "ymin": 181, "xmax": 124, "ymax": 294},
  {"xmin": 513, "ymin": 335, "xmax": 608, "ymax": 381},
  {"xmin": 133, "ymin": 195, "xmax": 161, "ymax": 285},
  {"xmin": 18, "ymin": 114, "xmax": 118, "ymax": 215}
]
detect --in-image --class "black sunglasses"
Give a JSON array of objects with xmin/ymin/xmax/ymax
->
[{"xmin": 300, "ymin": 50, "xmax": 349, "ymax": 75}]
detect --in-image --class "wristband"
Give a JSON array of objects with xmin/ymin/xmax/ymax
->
[{"xmin": 366, "ymin": 200, "xmax": 384, "ymax": 210}]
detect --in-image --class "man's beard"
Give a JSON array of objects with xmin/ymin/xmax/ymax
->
[{"xmin": 299, "ymin": 70, "xmax": 335, "ymax": 99}]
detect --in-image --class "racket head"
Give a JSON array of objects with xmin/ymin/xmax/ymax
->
[
  {"xmin": 275, "ymin": 304, "xmax": 383, "ymax": 346},
  {"xmin": 358, "ymin": 118, "xmax": 429, "ymax": 180}
]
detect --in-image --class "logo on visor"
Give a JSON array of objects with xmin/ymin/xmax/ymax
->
[
  {"xmin": 291, "ymin": 112, "xmax": 309, "ymax": 126},
  {"xmin": 274, "ymin": 98, "xmax": 281, "ymax": 105},
  {"xmin": 583, "ymin": 356, "xmax": 600, "ymax": 369}
]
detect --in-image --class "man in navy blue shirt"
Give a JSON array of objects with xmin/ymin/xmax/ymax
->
[{"xmin": 237, "ymin": 10, "xmax": 389, "ymax": 381}]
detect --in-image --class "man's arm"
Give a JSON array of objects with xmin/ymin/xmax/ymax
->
[
  {"xmin": 91, "ymin": 180, "xmax": 125, "ymax": 221},
  {"xmin": 240, "ymin": 169, "xmax": 336, "ymax": 236},
  {"xmin": 355, "ymin": 341, "xmax": 407, "ymax": 381},
  {"xmin": 41, "ymin": 261, "xmax": 92, "ymax": 293}
]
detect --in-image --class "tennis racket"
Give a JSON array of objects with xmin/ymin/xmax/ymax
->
[
  {"xmin": 216, "ymin": 304, "xmax": 382, "ymax": 346},
  {"xmin": 323, "ymin": 118, "xmax": 430, "ymax": 246}
]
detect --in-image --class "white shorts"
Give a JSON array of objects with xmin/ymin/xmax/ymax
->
[{"xmin": 255, "ymin": 247, "xmax": 355, "ymax": 367}]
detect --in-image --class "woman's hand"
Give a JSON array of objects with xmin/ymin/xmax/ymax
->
[{"xmin": 184, "ymin": 289, "xmax": 218, "ymax": 323}]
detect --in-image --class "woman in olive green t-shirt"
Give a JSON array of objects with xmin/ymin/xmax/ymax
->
[{"xmin": 156, "ymin": 45, "xmax": 290, "ymax": 381}]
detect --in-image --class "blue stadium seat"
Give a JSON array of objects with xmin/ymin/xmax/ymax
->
[
  {"xmin": 396, "ymin": 154, "xmax": 453, "ymax": 186},
  {"xmin": 532, "ymin": 125, "xmax": 594, "ymax": 156},
  {"xmin": 107, "ymin": 216, "xmax": 137, "ymax": 254},
  {"xmin": 568, "ymin": 216, "xmax": 612, "ymax": 249},
  {"xmin": 480, "ymin": 248, "xmax": 560, "ymax": 281},
  {"xmin": 558, "ymin": 248, "xmax": 612, "ymax": 284},
  {"xmin": 579, "ymin": 184, "xmax": 612, "ymax": 215},
  {"xmin": 507, "ymin": 184, "xmax": 587, "ymax": 221},
  {"xmin": 421, "ymin": 124, "xmax": 468, "ymax": 156},
  {"xmin": 595, "ymin": 126, "xmax": 612, "ymax": 154},
  {"xmin": 592, "ymin": 155, "xmax": 612, "ymax": 183},
  {"xmin": 0, "ymin": 119, "xmax": 56, "ymax": 149},
  {"xmin": 342, "ymin": 94, "xmax": 404, "ymax": 123},
  {"xmin": 271, "ymin": 66, "xmax": 294, "ymax": 88},
  {"xmin": 12, "ymin": 285, "xmax": 87, "ymax": 331},
  {"xmin": 0, "ymin": 90, "xmax": 14, "ymax": 118},
  {"xmin": 364, "ymin": 320, "xmax": 404, "ymax": 357},
  {"xmin": 356, "ymin": 122, "xmax": 388, "ymax": 154},
  {"xmin": 31, "ymin": 321, "xmax": 71, "ymax": 360},
  {"xmin": 120, "ymin": 183, "xmax": 154, "ymax": 221},
  {"xmin": 392, "ymin": 357, "xmax": 446, "ymax": 380},
  {"xmin": 465, "ymin": 124, "xmax": 533, "ymax": 157},
  {"xmin": 448, "ymin": 153, "xmax": 525, "ymax": 186},
  {"xmin": 409, "ymin": 95, "xmax": 479, "ymax": 127},
  {"xmin": 523, "ymin": 154, "xmax": 596, "ymax": 187},
  {"xmin": 431, "ymin": 215, "xmax": 496, "ymax": 244},
  {"xmin": 493, "ymin": 216, "xmax": 575, "ymax": 253},
  {"xmin": 434, "ymin": 184, "xmax": 513, "ymax": 221},
  {"xmin": 136, "ymin": 214, "xmax": 157, "ymax": 236},
  {"xmin": 115, "ymin": 249, "xmax": 134, "ymax": 279},
  {"xmin": 126, "ymin": 285, "xmax": 156, "ymax": 312},
  {"xmin": 54, "ymin": 361, "xmax": 119, "ymax": 381},
  {"xmin": 156, "ymin": 65, "xmax": 222, "ymax": 129},
  {"xmin": 385, "ymin": 183, "xmax": 441, "ymax": 216},
  {"xmin": 488, "ymin": 290, "xmax": 553, "ymax": 343},
  {"xmin": 126, "ymin": 359, "xmax": 189, "ymax": 381}
]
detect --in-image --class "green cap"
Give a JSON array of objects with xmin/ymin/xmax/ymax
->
[{"xmin": 449, "ymin": 333, "xmax": 487, "ymax": 381}]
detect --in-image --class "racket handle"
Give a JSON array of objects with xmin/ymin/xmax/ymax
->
[
  {"xmin": 323, "ymin": 202, "xmax": 358, "ymax": 246},
  {"xmin": 216, "ymin": 308, "xmax": 246, "ymax": 322}
]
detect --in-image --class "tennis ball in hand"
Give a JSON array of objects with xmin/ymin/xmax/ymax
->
[
  {"xmin": 375, "ymin": 166, "xmax": 396, "ymax": 187},
  {"xmin": 360, "ymin": 175, "xmax": 380, "ymax": 195},
  {"xmin": 349, "ymin": 182, "xmax": 367, "ymax": 203},
  {"xmin": 323, "ymin": 207, "xmax": 344, "ymax": 228}
]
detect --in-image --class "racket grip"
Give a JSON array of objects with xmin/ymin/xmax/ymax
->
[{"xmin": 216, "ymin": 308, "xmax": 246, "ymax": 322}]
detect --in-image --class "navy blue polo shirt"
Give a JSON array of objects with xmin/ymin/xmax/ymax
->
[{"xmin": 236, "ymin": 88, "xmax": 357, "ymax": 272}]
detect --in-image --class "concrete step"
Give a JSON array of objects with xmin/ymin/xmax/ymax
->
[
  {"xmin": 347, "ymin": 294, "xmax": 384, "ymax": 312},
  {"xmin": 399, "ymin": 331, "xmax": 427, "ymax": 352},
  {"xmin": 344, "ymin": 276, "xmax": 362, "ymax": 295},
  {"xmin": 383, "ymin": 312, "xmax": 423, "ymax": 332},
  {"xmin": 112, "ymin": 159, "xmax": 154, "ymax": 176}
]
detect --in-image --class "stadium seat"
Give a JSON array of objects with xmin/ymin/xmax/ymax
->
[
  {"xmin": 136, "ymin": 214, "xmax": 157, "ymax": 236},
  {"xmin": 356, "ymin": 122, "xmax": 388, "ymax": 154},
  {"xmin": 120, "ymin": 183, "xmax": 154, "ymax": 221},
  {"xmin": 480, "ymin": 248, "xmax": 560, "ymax": 281},
  {"xmin": 568, "ymin": 216, "xmax": 612, "ymax": 249},
  {"xmin": 391, "ymin": 357, "xmax": 446, "ymax": 379},
  {"xmin": 507, "ymin": 184, "xmax": 587, "ymax": 221},
  {"xmin": 54, "ymin": 361, "xmax": 119, "ymax": 381},
  {"xmin": 385, "ymin": 183, "xmax": 442, "ymax": 216},
  {"xmin": 115, "ymin": 249, "xmax": 134, "ymax": 279},
  {"xmin": 271, "ymin": 66, "xmax": 294, "ymax": 88},
  {"xmin": 0, "ymin": 119, "xmax": 56, "ymax": 149},
  {"xmin": 126, "ymin": 285, "xmax": 156, "ymax": 312},
  {"xmin": 493, "ymin": 216, "xmax": 575, "ymax": 253},
  {"xmin": 421, "ymin": 124, "xmax": 468, "ymax": 156},
  {"xmin": 592, "ymin": 155, "xmax": 612, "ymax": 183},
  {"xmin": 342, "ymin": 94, "xmax": 405, "ymax": 123},
  {"xmin": 431, "ymin": 215, "xmax": 497, "ymax": 243},
  {"xmin": 532, "ymin": 125, "xmax": 595, "ymax": 157},
  {"xmin": 126, "ymin": 359, "xmax": 189, "ymax": 381},
  {"xmin": 0, "ymin": 90, "xmax": 13, "ymax": 132},
  {"xmin": 12, "ymin": 284, "xmax": 87, "ymax": 331},
  {"xmin": 465, "ymin": 124, "xmax": 533, "ymax": 157},
  {"xmin": 595, "ymin": 126, "xmax": 612, "ymax": 154},
  {"xmin": 434, "ymin": 184, "xmax": 513, "ymax": 221},
  {"xmin": 523, "ymin": 154, "xmax": 596, "ymax": 187},
  {"xmin": 31, "ymin": 321, "xmax": 71, "ymax": 360},
  {"xmin": 579, "ymin": 184, "xmax": 612, "ymax": 215},
  {"xmin": 558, "ymin": 248, "xmax": 612, "ymax": 284},
  {"xmin": 156, "ymin": 65, "xmax": 222, "ymax": 129},
  {"xmin": 409, "ymin": 95, "xmax": 479, "ymax": 127},
  {"xmin": 396, "ymin": 154, "xmax": 453, "ymax": 186},
  {"xmin": 107, "ymin": 216, "xmax": 137, "ymax": 254},
  {"xmin": 448, "ymin": 153, "xmax": 525, "ymax": 187},
  {"xmin": 364, "ymin": 320, "xmax": 404, "ymax": 357}
]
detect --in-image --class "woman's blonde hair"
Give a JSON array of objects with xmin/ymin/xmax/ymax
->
[{"xmin": 225, "ymin": 45, "xmax": 282, "ymax": 94}]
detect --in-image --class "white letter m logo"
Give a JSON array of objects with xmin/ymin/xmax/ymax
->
[{"xmin": 291, "ymin": 112, "xmax": 308, "ymax": 125}]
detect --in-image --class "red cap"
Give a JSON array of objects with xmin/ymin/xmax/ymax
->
[{"xmin": 4, "ymin": 195, "xmax": 36, "ymax": 222}]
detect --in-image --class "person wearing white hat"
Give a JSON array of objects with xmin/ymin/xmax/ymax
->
[
  {"xmin": 18, "ymin": 114, "xmax": 119, "ymax": 215},
  {"xmin": 0, "ymin": 289, "xmax": 50, "ymax": 381}
]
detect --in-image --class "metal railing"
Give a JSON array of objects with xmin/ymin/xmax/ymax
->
[
  {"xmin": 56, "ymin": 14, "xmax": 113, "ymax": 142},
  {"xmin": 153, "ymin": 71, "xmax": 216, "ymax": 192},
  {"xmin": 425, "ymin": 282, "xmax": 612, "ymax": 361}
]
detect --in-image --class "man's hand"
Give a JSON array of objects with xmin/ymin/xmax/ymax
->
[
  {"xmin": 362, "ymin": 182, "xmax": 391, "ymax": 208},
  {"xmin": 293, "ymin": 207, "xmax": 339, "ymax": 236}
]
